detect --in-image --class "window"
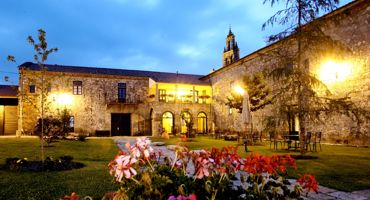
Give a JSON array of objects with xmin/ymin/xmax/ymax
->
[
  {"xmin": 197, "ymin": 112, "xmax": 207, "ymax": 134},
  {"xmin": 118, "ymin": 83, "xmax": 126, "ymax": 102},
  {"xmin": 159, "ymin": 89, "xmax": 166, "ymax": 102},
  {"xmin": 162, "ymin": 111, "xmax": 174, "ymax": 134},
  {"xmin": 194, "ymin": 90, "xmax": 199, "ymax": 103},
  {"xmin": 201, "ymin": 90, "xmax": 207, "ymax": 104},
  {"xmin": 73, "ymin": 81, "xmax": 82, "ymax": 95},
  {"xmin": 29, "ymin": 85, "xmax": 36, "ymax": 93}
]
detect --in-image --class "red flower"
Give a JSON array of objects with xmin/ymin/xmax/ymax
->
[
  {"xmin": 60, "ymin": 192, "xmax": 79, "ymax": 200},
  {"xmin": 298, "ymin": 174, "xmax": 319, "ymax": 194},
  {"xmin": 242, "ymin": 153, "xmax": 296, "ymax": 175}
]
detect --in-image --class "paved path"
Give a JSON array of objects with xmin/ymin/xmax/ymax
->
[{"xmin": 114, "ymin": 138, "xmax": 370, "ymax": 200}]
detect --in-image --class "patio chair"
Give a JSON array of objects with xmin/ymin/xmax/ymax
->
[
  {"xmin": 269, "ymin": 131, "xmax": 283, "ymax": 150},
  {"xmin": 252, "ymin": 131, "xmax": 262, "ymax": 143},
  {"xmin": 312, "ymin": 132, "xmax": 322, "ymax": 151},
  {"xmin": 304, "ymin": 132, "xmax": 312, "ymax": 151}
]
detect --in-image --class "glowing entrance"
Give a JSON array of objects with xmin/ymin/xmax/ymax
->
[
  {"xmin": 181, "ymin": 111, "xmax": 191, "ymax": 133},
  {"xmin": 197, "ymin": 112, "xmax": 207, "ymax": 134},
  {"xmin": 162, "ymin": 112, "xmax": 174, "ymax": 134}
]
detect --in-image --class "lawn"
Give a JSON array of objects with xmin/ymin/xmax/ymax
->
[
  {"xmin": 152, "ymin": 136, "xmax": 370, "ymax": 192},
  {"xmin": 1, "ymin": 136, "xmax": 370, "ymax": 199},
  {"xmin": 0, "ymin": 138, "xmax": 119, "ymax": 200}
]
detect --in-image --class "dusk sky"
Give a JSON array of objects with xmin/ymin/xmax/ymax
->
[{"xmin": 0, "ymin": 0, "xmax": 352, "ymax": 85}]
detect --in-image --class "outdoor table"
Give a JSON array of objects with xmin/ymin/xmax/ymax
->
[{"xmin": 283, "ymin": 134, "xmax": 300, "ymax": 150}]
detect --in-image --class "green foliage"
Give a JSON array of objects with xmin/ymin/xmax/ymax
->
[
  {"xmin": 226, "ymin": 72, "xmax": 272, "ymax": 113},
  {"xmin": 4, "ymin": 156, "xmax": 84, "ymax": 172},
  {"xmin": 181, "ymin": 112, "xmax": 195, "ymax": 137},
  {"xmin": 262, "ymin": 0, "xmax": 339, "ymax": 43},
  {"xmin": 34, "ymin": 109, "xmax": 72, "ymax": 145}
]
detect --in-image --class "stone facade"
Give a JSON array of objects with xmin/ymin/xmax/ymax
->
[
  {"xmin": 205, "ymin": 0, "xmax": 370, "ymax": 142},
  {"xmin": 18, "ymin": 67, "xmax": 212, "ymax": 137},
  {"xmin": 17, "ymin": 1, "xmax": 370, "ymax": 143}
]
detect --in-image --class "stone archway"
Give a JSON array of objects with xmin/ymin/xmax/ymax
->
[
  {"xmin": 197, "ymin": 112, "xmax": 207, "ymax": 134},
  {"xmin": 162, "ymin": 111, "xmax": 174, "ymax": 134}
]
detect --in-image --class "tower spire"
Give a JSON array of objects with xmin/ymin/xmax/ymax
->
[{"xmin": 222, "ymin": 26, "xmax": 239, "ymax": 67}]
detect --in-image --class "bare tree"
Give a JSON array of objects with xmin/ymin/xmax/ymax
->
[{"xmin": 8, "ymin": 29, "xmax": 58, "ymax": 161}]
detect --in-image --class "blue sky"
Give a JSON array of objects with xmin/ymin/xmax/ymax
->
[{"xmin": 0, "ymin": 0, "xmax": 352, "ymax": 85}]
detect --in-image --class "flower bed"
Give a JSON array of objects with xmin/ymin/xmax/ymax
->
[
  {"xmin": 5, "ymin": 156, "xmax": 84, "ymax": 172},
  {"xmin": 108, "ymin": 137, "xmax": 318, "ymax": 200}
]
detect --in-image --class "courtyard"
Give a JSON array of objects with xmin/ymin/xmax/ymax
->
[{"xmin": 1, "ymin": 136, "xmax": 370, "ymax": 199}]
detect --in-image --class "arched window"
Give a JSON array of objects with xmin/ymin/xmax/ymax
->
[
  {"xmin": 197, "ymin": 112, "xmax": 207, "ymax": 134},
  {"xmin": 162, "ymin": 112, "xmax": 174, "ymax": 134},
  {"xmin": 181, "ymin": 111, "xmax": 192, "ymax": 133}
]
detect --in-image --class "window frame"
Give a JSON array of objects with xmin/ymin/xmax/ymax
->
[
  {"xmin": 118, "ymin": 83, "xmax": 127, "ymax": 103},
  {"xmin": 29, "ymin": 85, "xmax": 36, "ymax": 93},
  {"xmin": 73, "ymin": 81, "xmax": 82, "ymax": 95}
]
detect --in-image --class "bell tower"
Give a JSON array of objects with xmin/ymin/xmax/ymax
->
[{"xmin": 222, "ymin": 27, "xmax": 240, "ymax": 66}]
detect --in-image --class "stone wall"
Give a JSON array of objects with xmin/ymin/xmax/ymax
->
[
  {"xmin": 208, "ymin": 1, "xmax": 370, "ymax": 143},
  {"xmin": 19, "ymin": 70, "xmax": 150, "ymax": 136},
  {"xmin": 149, "ymin": 101, "xmax": 212, "ymax": 137},
  {"xmin": 19, "ymin": 70, "xmax": 212, "ymax": 136}
]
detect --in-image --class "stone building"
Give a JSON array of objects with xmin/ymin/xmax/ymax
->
[
  {"xmin": 16, "ymin": 0, "xmax": 370, "ymax": 141},
  {"xmin": 18, "ymin": 62, "xmax": 212, "ymax": 136},
  {"xmin": 202, "ymin": 0, "xmax": 370, "ymax": 142}
]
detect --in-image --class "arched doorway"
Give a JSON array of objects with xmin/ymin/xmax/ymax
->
[
  {"xmin": 162, "ymin": 111, "xmax": 174, "ymax": 134},
  {"xmin": 197, "ymin": 112, "xmax": 207, "ymax": 134},
  {"xmin": 181, "ymin": 111, "xmax": 192, "ymax": 133}
]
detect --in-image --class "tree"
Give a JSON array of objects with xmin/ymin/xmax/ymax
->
[
  {"xmin": 226, "ymin": 72, "xmax": 272, "ymax": 113},
  {"xmin": 8, "ymin": 29, "xmax": 58, "ymax": 161},
  {"xmin": 261, "ymin": 0, "xmax": 370, "ymax": 153}
]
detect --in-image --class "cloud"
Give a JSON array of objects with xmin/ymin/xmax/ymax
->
[
  {"xmin": 112, "ymin": 0, "xmax": 161, "ymax": 9},
  {"xmin": 177, "ymin": 44, "xmax": 201, "ymax": 59}
]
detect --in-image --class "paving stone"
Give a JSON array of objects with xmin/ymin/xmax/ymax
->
[
  {"xmin": 318, "ymin": 186, "xmax": 338, "ymax": 194},
  {"xmin": 352, "ymin": 190, "xmax": 370, "ymax": 199},
  {"xmin": 304, "ymin": 192, "xmax": 336, "ymax": 200},
  {"xmin": 329, "ymin": 191, "xmax": 368, "ymax": 200}
]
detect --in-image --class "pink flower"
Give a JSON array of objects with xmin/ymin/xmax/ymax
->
[
  {"xmin": 193, "ymin": 150, "xmax": 213, "ymax": 179},
  {"xmin": 167, "ymin": 194, "xmax": 196, "ymax": 200},
  {"xmin": 112, "ymin": 155, "xmax": 137, "ymax": 182}
]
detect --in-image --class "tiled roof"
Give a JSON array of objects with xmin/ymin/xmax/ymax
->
[
  {"xmin": 0, "ymin": 85, "xmax": 18, "ymax": 97},
  {"xmin": 20, "ymin": 62, "xmax": 210, "ymax": 85}
]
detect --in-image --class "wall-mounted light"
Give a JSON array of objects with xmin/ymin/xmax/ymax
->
[
  {"xmin": 318, "ymin": 60, "xmax": 353, "ymax": 84},
  {"xmin": 57, "ymin": 93, "xmax": 73, "ymax": 106},
  {"xmin": 234, "ymin": 85, "xmax": 245, "ymax": 95}
]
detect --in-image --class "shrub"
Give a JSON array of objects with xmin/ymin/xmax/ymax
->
[
  {"xmin": 4, "ymin": 156, "xmax": 84, "ymax": 172},
  {"xmin": 78, "ymin": 135, "xmax": 87, "ymax": 142}
]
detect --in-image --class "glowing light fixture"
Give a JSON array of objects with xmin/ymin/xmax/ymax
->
[
  {"xmin": 318, "ymin": 60, "xmax": 353, "ymax": 84},
  {"xmin": 234, "ymin": 85, "xmax": 245, "ymax": 95},
  {"xmin": 58, "ymin": 93, "xmax": 73, "ymax": 106}
]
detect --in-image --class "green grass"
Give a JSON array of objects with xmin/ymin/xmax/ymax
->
[
  {"xmin": 152, "ymin": 136, "xmax": 370, "ymax": 192},
  {"xmin": 1, "ymin": 136, "xmax": 369, "ymax": 199},
  {"xmin": 0, "ymin": 138, "xmax": 119, "ymax": 200}
]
